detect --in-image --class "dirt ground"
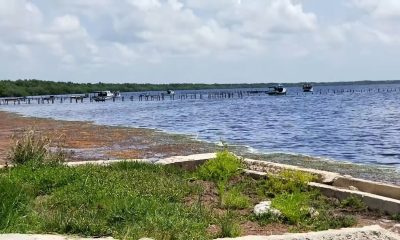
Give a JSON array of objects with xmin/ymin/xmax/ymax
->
[{"xmin": 0, "ymin": 111, "xmax": 216, "ymax": 165}]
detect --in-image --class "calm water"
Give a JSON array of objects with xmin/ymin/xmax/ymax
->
[{"xmin": 2, "ymin": 83, "xmax": 400, "ymax": 168}]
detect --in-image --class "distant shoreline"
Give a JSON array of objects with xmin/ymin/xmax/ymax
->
[{"xmin": 1, "ymin": 79, "xmax": 400, "ymax": 98}]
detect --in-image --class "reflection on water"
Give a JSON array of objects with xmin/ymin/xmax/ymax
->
[{"xmin": 2, "ymin": 83, "xmax": 400, "ymax": 169}]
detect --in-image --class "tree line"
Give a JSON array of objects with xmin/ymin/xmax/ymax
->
[{"xmin": 0, "ymin": 79, "xmax": 399, "ymax": 97}]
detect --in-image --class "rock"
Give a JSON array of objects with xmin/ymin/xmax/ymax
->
[
  {"xmin": 389, "ymin": 224, "xmax": 400, "ymax": 234},
  {"xmin": 308, "ymin": 207, "xmax": 319, "ymax": 218},
  {"xmin": 349, "ymin": 185, "xmax": 359, "ymax": 191},
  {"xmin": 254, "ymin": 201, "xmax": 281, "ymax": 217}
]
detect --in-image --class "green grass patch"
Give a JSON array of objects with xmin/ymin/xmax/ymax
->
[
  {"xmin": 340, "ymin": 195, "xmax": 367, "ymax": 211},
  {"xmin": 218, "ymin": 212, "xmax": 241, "ymax": 238},
  {"xmin": 222, "ymin": 188, "xmax": 250, "ymax": 210},
  {"xmin": 196, "ymin": 150, "xmax": 244, "ymax": 183},
  {"xmin": 0, "ymin": 162, "xmax": 213, "ymax": 239},
  {"xmin": 263, "ymin": 170, "xmax": 316, "ymax": 196}
]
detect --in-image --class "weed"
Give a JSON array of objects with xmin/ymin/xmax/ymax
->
[
  {"xmin": 264, "ymin": 170, "xmax": 316, "ymax": 196},
  {"xmin": 391, "ymin": 213, "xmax": 400, "ymax": 222},
  {"xmin": 8, "ymin": 129, "xmax": 66, "ymax": 166},
  {"xmin": 196, "ymin": 150, "xmax": 244, "ymax": 183},
  {"xmin": 222, "ymin": 188, "xmax": 250, "ymax": 210},
  {"xmin": 271, "ymin": 192, "xmax": 314, "ymax": 225},
  {"xmin": 252, "ymin": 211, "xmax": 282, "ymax": 226},
  {"xmin": 340, "ymin": 195, "xmax": 367, "ymax": 211},
  {"xmin": 219, "ymin": 212, "xmax": 241, "ymax": 238}
]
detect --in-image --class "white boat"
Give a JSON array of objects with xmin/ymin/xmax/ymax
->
[
  {"xmin": 268, "ymin": 84, "xmax": 287, "ymax": 95},
  {"xmin": 93, "ymin": 91, "xmax": 114, "ymax": 102},
  {"xmin": 166, "ymin": 90, "xmax": 175, "ymax": 95},
  {"xmin": 303, "ymin": 84, "xmax": 313, "ymax": 92}
]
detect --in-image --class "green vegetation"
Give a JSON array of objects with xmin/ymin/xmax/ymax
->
[
  {"xmin": 7, "ymin": 129, "xmax": 65, "ymax": 166},
  {"xmin": 219, "ymin": 213, "xmax": 241, "ymax": 238},
  {"xmin": 0, "ymin": 79, "xmax": 274, "ymax": 97},
  {"xmin": 263, "ymin": 170, "xmax": 316, "ymax": 196},
  {"xmin": 340, "ymin": 195, "xmax": 368, "ymax": 211},
  {"xmin": 222, "ymin": 188, "xmax": 250, "ymax": 210},
  {"xmin": 197, "ymin": 150, "xmax": 244, "ymax": 183},
  {"xmin": 1, "ymin": 79, "xmax": 400, "ymax": 97},
  {"xmin": 391, "ymin": 213, "xmax": 400, "ymax": 222},
  {"xmin": 0, "ymin": 162, "xmax": 212, "ymax": 239},
  {"xmin": 0, "ymin": 135, "xmax": 375, "ymax": 239}
]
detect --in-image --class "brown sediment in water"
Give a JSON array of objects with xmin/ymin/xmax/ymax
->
[{"xmin": 0, "ymin": 111, "xmax": 216, "ymax": 164}]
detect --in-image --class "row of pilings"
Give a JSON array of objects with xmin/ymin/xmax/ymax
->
[{"xmin": 0, "ymin": 87, "xmax": 399, "ymax": 105}]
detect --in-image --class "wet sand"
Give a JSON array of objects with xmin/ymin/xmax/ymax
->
[{"xmin": 0, "ymin": 111, "xmax": 216, "ymax": 165}]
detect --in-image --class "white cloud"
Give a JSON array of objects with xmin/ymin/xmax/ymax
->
[{"xmin": 1, "ymin": 0, "xmax": 400, "ymax": 83}]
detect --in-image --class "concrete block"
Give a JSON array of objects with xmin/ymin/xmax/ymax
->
[
  {"xmin": 333, "ymin": 176, "xmax": 400, "ymax": 200},
  {"xmin": 309, "ymin": 182, "xmax": 400, "ymax": 215},
  {"xmin": 156, "ymin": 153, "xmax": 216, "ymax": 171},
  {"xmin": 214, "ymin": 225, "xmax": 400, "ymax": 240}
]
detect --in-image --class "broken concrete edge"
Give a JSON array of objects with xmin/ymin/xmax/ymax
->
[
  {"xmin": 333, "ymin": 176, "xmax": 400, "ymax": 201},
  {"xmin": 0, "ymin": 234, "xmax": 115, "ymax": 240},
  {"xmin": 310, "ymin": 182, "xmax": 400, "ymax": 215},
  {"xmin": 214, "ymin": 225, "xmax": 400, "ymax": 240},
  {"xmin": 1, "ymin": 225, "xmax": 399, "ymax": 240}
]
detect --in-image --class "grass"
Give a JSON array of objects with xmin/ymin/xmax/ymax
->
[
  {"xmin": 222, "ymin": 188, "xmax": 250, "ymax": 210},
  {"xmin": 219, "ymin": 212, "xmax": 241, "ymax": 238},
  {"xmin": 340, "ymin": 195, "xmax": 368, "ymax": 211},
  {"xmin": 0, "ymin": 162, "xmax": 213, "ymax": 239},
  {"xmin": 263, "ymin": 170, "xmax": 316, "ymax": 197},
  {"xmin": 0, "ymin": 139, "xmax": 374, "ymax": 238},
  {"xmin": 196, "ymin": 150, "xmax": 244, "ymax": 183},
  {"xmin": 7, "ymin": 129, "xmax": 66, "ymax": 166}
]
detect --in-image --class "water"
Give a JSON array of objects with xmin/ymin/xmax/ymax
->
[{"xmin": 2, "ymin": 83, "xmax": 400, "ymax": 168}]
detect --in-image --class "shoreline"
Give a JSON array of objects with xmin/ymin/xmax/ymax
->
[
  {"xmin": 0, "ymin": 109, "xmax": 399, "ymax": 185},
  {"xmin": 0, "ymin": 110, "xmax": 216, "ymax": 165}
]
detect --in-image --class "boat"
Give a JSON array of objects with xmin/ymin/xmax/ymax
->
[
  {"xmin": 303, "ymin": 84, "xmax": 313, "ymax": 92},
  {"xmin": 166, "ymin": 90, "xmax": 175, "ymax": 95},
  {"xmin": 92, "ymin": 91, "xmax": 115, "ymax": 102},
  {"xmin": 267, "ymin": 84, "xmax": 287, "ymax": 95}
]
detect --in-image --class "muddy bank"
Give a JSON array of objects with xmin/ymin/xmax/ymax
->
[{"xmin": 0, "ymin": 111, "xmax": 216, "ymax": 165}]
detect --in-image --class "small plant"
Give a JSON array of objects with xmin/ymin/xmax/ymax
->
[
  {"xmin": 391, "ymin": 213, "xmax": 400, "ymax": 222},
  {"xmin": 8, "ymin": 129, "xmax": 66, "ymax": 166},
  {"xmin": 264, "ymin": 170, "xmax": 316, "ymax": 196},
  {"xmin": 222, "ymin": 188, "xmax": 250, "ymax": 210},
  {"xmin": 219, "ymin": 212, "xmax": 241, "ymax": 238},
  {"xmin": 196, "ymin": 150, "xmax": 244, "ymax": 183},
  {"xmin": 271, "ymin": 192, "xmax": 314, "ymax": 225},
  {"xmin": 252, "ymin": 211, "xmax": 282, "ymax": 226},
  {"xmin": 340, "ymin": 195, "xmax": 367, "ymax": 211}
]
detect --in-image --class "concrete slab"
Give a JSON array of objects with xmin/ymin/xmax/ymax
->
[
  {"xmin": 215, "ymin": 225, "xmax": 400, "ymax": 240},
  {"xmin": 244, "ymin": 158, "xmax": 341, "ymax": 184},
  {"xmin": 156, "ymin": 153, "xmax": 216, "ymax": 171},
  {"xmin": 0, "ymin": 234, "xmax": 115, "ymax": 240},
  {"xmin": 66, "ymin": 158, "xmax": 150, "ymax": 167},
  {"xmin": 310, "ymin": 182, "xmax": 400, "ymax": 215},
  {"xmin": 333, "ymin": 176, "xmax": 400, "ymax": 200}
]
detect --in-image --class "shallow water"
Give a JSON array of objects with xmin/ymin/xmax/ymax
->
[{"xmin": 2, "ymin": 83, "xmax": 400, "ymax": 169}]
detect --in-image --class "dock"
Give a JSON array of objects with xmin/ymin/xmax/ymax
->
[{"xmin": 0, "ymin": 87, "xmax": 399, "ymax": 105}]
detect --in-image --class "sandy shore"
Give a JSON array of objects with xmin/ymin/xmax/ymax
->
[{"xmin": 0, "ymin": 111, "xmax": 216, "ymax": 165}]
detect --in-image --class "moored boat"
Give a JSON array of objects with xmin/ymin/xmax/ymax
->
[
  {"xmin": 303, "ymin": 84, "xmax": 313, "ymax": 92},
  {"xmin": 93, "ymin": 91, "xmax": 114, "ymax": 102},
  {"xmin": 268, "ymin": 84, "xmax": 287, "ymax": 95}
]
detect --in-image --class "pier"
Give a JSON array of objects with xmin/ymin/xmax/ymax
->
[{"xmin": 0, "ymin": 87, "xmax": 399, "ymax": 106}]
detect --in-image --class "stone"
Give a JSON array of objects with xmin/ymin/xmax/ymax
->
[
  {"xmin": 390, "ymin": 224, "xmax": 400, "ymax": 234},
  {"xmin": 349, "ymin": 185, "xmax": 359, "ymax": 191},
  {"xmin": 253, "ymin": 201, "xmax": 281, "ymax": 217},
  {"xmin": 308, "ymin": 207, "xmax": 319, "ymax": 218}
]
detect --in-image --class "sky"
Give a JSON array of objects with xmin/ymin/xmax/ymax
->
[{"xmin": 0, "ymin": 0, "xmax": 400, "ymax": 84}]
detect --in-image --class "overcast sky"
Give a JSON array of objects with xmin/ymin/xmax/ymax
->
[{"xmin": 0, "ymin": 0, "xmax": 399, "ymax": 83}]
